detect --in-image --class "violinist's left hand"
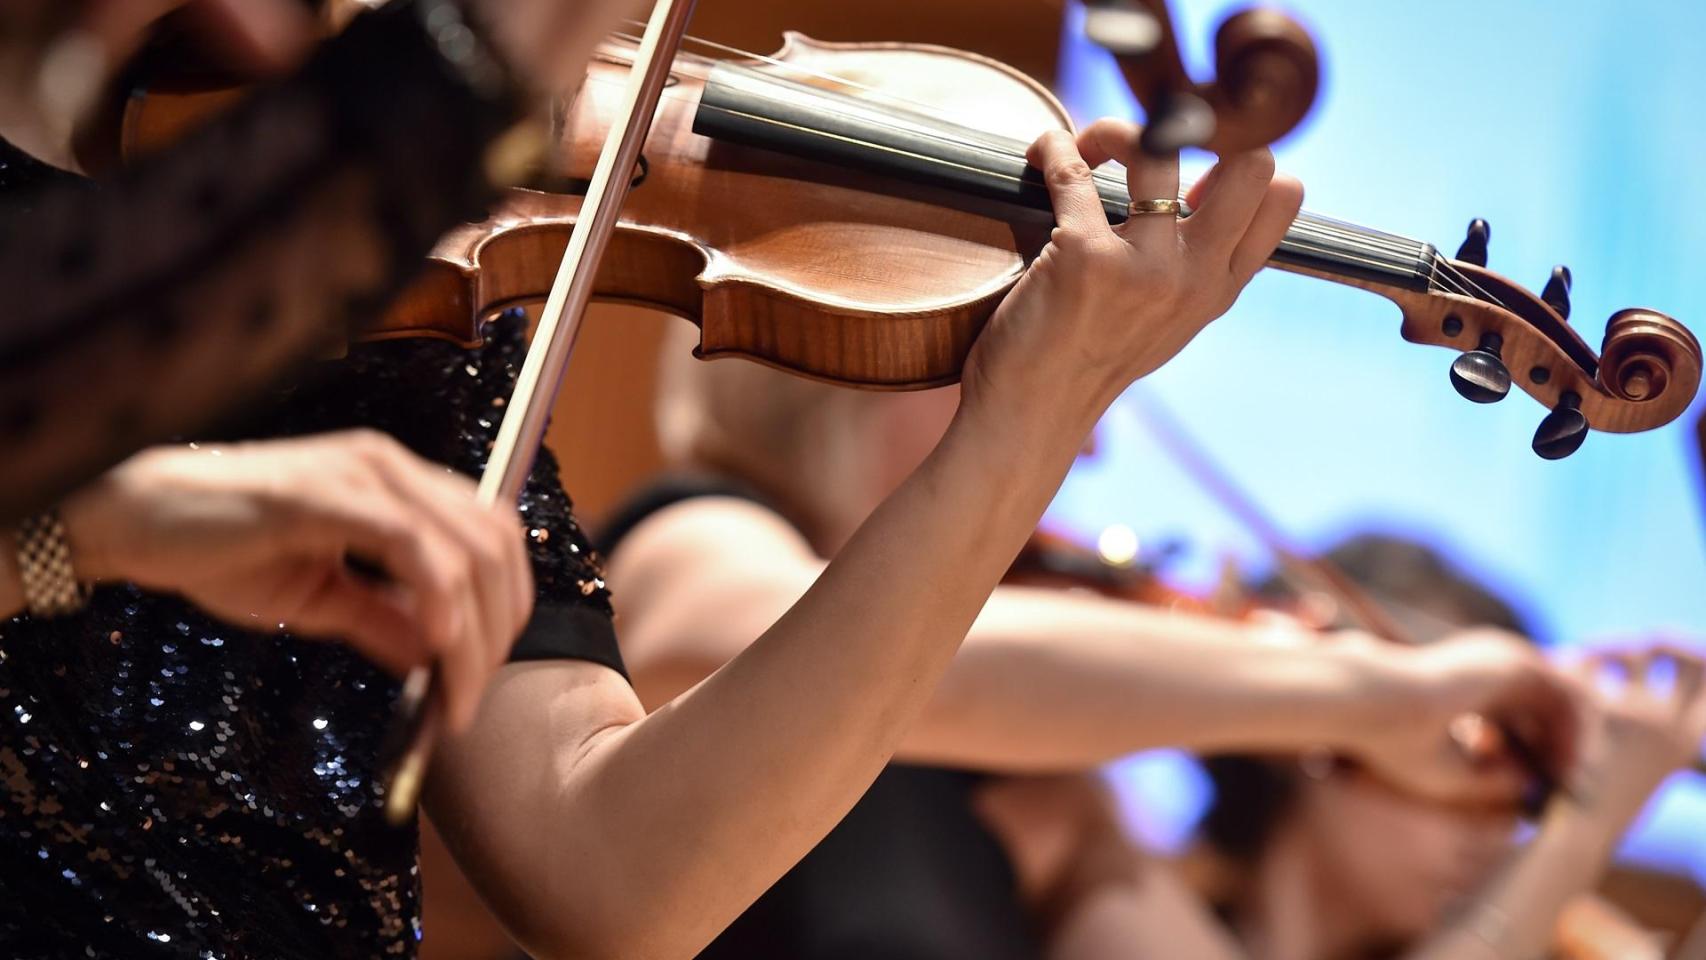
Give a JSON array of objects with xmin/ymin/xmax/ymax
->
[{"xmin": 1338, "ymin": 630, "xmax": 1582, "ymax": 807}]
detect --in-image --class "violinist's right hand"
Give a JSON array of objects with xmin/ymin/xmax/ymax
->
[
  {"xmin": 961, "ymin": 118, "xmax": 1302, "ymax": 421},
  {"xmin": 40, "ymin": 430, "xmax": 533, "ymax": 732}
]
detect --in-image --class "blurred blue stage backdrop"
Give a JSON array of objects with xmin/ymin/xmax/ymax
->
[{"xmin": 1047, "ymin": 0, "xmax": 1705, "ymax": 882}]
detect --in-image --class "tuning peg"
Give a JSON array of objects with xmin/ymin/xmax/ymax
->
[
  {"xmin": 1533, "ymin": 391, "xmax": 1588, "ymax": 459},
  {"xmin": 1541, "ymin": 265, "xmax": 1572, "ymax": 320},
  {"xmin": 1450, "ymin": 332, "xmax": 1511, "ymax": 403},
  {"xmin": 1082, "ymin": 0, "xmax": 1164, "ymax": 56},
  {"xmin": 1455, "ymin": 218, "xmax": 1490, "ymax": 267},
  {"xmin": 1140, "ymin": 92, "xmax": 1217, "ymax": 154}
]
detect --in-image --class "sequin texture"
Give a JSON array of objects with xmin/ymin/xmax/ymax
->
[{"xmin": 0, "ymin": 312, "xmax": 612, "ymax": 958}]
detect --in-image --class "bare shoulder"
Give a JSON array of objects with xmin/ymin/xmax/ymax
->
[
  {"xmin": 606, "ymin": 497, "xmax": 825, "ymax": 700},
  {"xmin": 606, "ymin": 496, "xmax": 817, "ymax": 590}
]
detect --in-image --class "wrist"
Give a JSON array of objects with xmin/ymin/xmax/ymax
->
[
  {"xmin": 956, "ymin": 364, "xmax": 1115, "ymax": 454},
  {"xmin": 0, "ymin": 528, "xmax": 22, "ymax": 618},
  {"xmin": 56, "ymin": 472, "xmax": 125, "ymax": 584},
  {"xmin": 1553, "ymin": 754, "xmax": 1666, "ymax": 843},
  {"xmin": 1534, "ymin": 795, "xmax": 1623, "ymax": 869},
  {"xmin": 1322, "ymin": 642, "xmax": 1420, "ymax": 752}
]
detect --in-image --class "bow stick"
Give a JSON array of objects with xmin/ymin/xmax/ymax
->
[
  {"xmin": 1129, "ymin": 392, "xmax": 1587, "ymax": 807},
  {"xmin": 1129, "ymin": 393, "xmax": 1418, "ymax": 645},
  {"xmin": 378, "ymin": 0, "xmax": 700, "ymax": 825}
]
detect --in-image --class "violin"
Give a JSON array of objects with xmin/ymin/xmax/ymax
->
[
  {"xmin": 119, "ymin": 31, "xmax": 1699, "ymax": 459},
  {"xmin": 357, "ymin": 30, "xmax": 1699, "ymax": 462}
]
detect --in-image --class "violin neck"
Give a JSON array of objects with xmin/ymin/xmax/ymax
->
[{"xmin": 696, "ymin": 63, "xmax": 1440, "ymax": 296}]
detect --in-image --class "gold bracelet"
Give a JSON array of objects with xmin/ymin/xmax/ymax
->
[{"xmin": 15, "ymin": 510, "xmax": 90, "ymax": 617}]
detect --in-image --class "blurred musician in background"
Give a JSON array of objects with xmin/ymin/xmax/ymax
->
[
  {"xmin": 595, "ymin": 320, "xmax": 1644, "ymax": 960},
  {"xmin": 977, "ymin": 536, "xmax": 1703, "ymax": 960}
]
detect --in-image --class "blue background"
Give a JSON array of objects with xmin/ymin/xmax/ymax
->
[{"xmin": 1047, "ymin": 0, "xmax": 1706, "ymax": 883}]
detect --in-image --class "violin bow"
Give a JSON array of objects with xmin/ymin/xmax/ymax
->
[
  {"xmin": 1130, "ymin": 391, "xmax": 1585, "ymax": 808},
  {"xmin": 1127, "ymin": 392, "xmax": 1419, "ymax": 645},
  {"xmin": 377, "ymin": 0, "xmax": 700, "ymax": 825}
]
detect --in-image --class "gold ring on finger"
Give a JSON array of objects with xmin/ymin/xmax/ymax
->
[{"xmin": 1127, "ymin": 198, "xmax": 1183, "ymax": 217}]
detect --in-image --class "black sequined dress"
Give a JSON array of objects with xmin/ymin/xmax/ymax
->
[{"xmin": 0, "ymin": 311, "xmax": 623, "ymax": 959}]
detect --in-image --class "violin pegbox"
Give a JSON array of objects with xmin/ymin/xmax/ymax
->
[
  {"xmin": 1419, "ymin": 218, "xmax": 1702, "ymax": 459},
  {"xmin": 1079, "ymin": 0, "xmax": 1319, "ymax": 155}
]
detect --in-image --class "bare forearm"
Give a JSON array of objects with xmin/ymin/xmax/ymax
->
[
  {"xmin": 0, "ymin": 531, "xmax": 22, "ymax": 619},
  {"xmin": 542, "ymin": 393, "xmax": 1112, "ymax": 958},
  {"xmin": 901, "ymin": 593, "xmax": 1386, "ymax": 771},
  {"xmin": 1405, "ymin": 802, "xmax": 1623, "ymax": 960}
]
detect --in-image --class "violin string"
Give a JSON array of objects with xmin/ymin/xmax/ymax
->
[
  {"xmin": 1290, "ymin": 216, "xmax": 1426, "ymax": 256},
  {"xmin": 612, "ymin": 25, "xmax": 989, "ymax": 134},
  {"xmin": 1280, "ymin": 214, "xmax": 1510, "ymax": 308},
  {"xmin": 1286, "ymin": 220, "xmax": 1481, "ymax": 298},
  {"xmin": 619, "ymin": 24, "xmax": 1146, "ymax": 179},
  {"xmin": 1277, "ymin": 236, "xmax": 1476, "ymax": 294},
  {"xmin": 607, "ymin": 24, "xmax": 1295, "ymax": 200},
  {"xmin": 623, "ymin": 29, "xmax": 1454, "ymax": 266},
  {"xmin": 603, "ymin": 27, "xmax": 1064, "ymax": 185},
  {"xmin": 603, "ymin": 28, "xmax": 1086, "ymax": 194},
  {"xmin": 603, "ymin": 25, "xmax": 1522, "ymax": 310},
  {"xmin": 579, "ymin": 74, "xmax": 1459, "ymax": 296},
  {"xmin": 599, "ymin": 38, "xmax": 1425, "ymax": 263},
  {"xmin": 1431, "ymin": 258, "xmax": 1516, "ymax": 311},
  {"xmin": 1280, "ymin": 216, "xmax": 1495, "ymax": 301},
  {"xmin": 581, "ymin": 49, "xmax": 1502, "ymax": 306}
]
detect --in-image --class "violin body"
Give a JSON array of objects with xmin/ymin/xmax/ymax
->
[{"xmin": 379, "ymin": 35, "xmax": 1070, "ymax": 388}]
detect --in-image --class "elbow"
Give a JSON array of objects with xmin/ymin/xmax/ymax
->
[
  {"xmin": 514, "ymin": 908, "xmax": 673, "ymax": 960},
  {"xmin": 498, "ymin": 881, "xmax": 637, "ymax": 960},
  {"xmin": 517, "ymin": 929, "xmax": 617, "ymax": 960},
  {"xmin": 626, "ymin": 648, "xmax": 734, "ymax": 709}
]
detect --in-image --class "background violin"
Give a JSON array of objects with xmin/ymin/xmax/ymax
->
[
  {"xmin": 1007, "ymin": 502, "xmax": 1682, "ymax": 959},
  {"xmin": 1080, "ymin": 0, "xmax": 1319, "ymax": 155}
]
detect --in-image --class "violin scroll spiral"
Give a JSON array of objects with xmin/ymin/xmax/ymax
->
[
  {"xmin": 1598, "ymin": 308, "xmax": 1699, "ymax": 406},
  {"xmin": 1083, "ymin": 0, "xmax": 1320, "ymax": 155},
  {"xmin": 1208, "ymin": 8, "xmax": 1319, "ymax": 152}
]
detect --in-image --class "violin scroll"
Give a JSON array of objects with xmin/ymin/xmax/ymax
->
[
  {"xmin": 1598, "ymin": 308, "xmax": 1696, "ymax": 406},
  {"xmin": 1209, "ymin": 8, "xmax": 1320, "ymax": 152},
  {"xmin": 1083, "ymin": 0, "xmax": 1320, "ymax": 155},
  {"xmin": 1428, "ymin": 223, "xmax": 1702, "ymax": 457},
  {"xmin": 1428, "ymin": 260, "xmax": 1700, "ymax": 454}
]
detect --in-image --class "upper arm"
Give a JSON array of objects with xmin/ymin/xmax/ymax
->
[
  {"xmin": 606, "ymin": 498, "xmax": 826, "ymax": 708},
  {"xmin": 423, "ymin": 658, "xmax": 644, "ymax": 956}
]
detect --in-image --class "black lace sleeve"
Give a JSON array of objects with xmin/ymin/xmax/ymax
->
[{"xmin": 0, "ymin": 0, "xmax": 524, "ymax": 524}]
